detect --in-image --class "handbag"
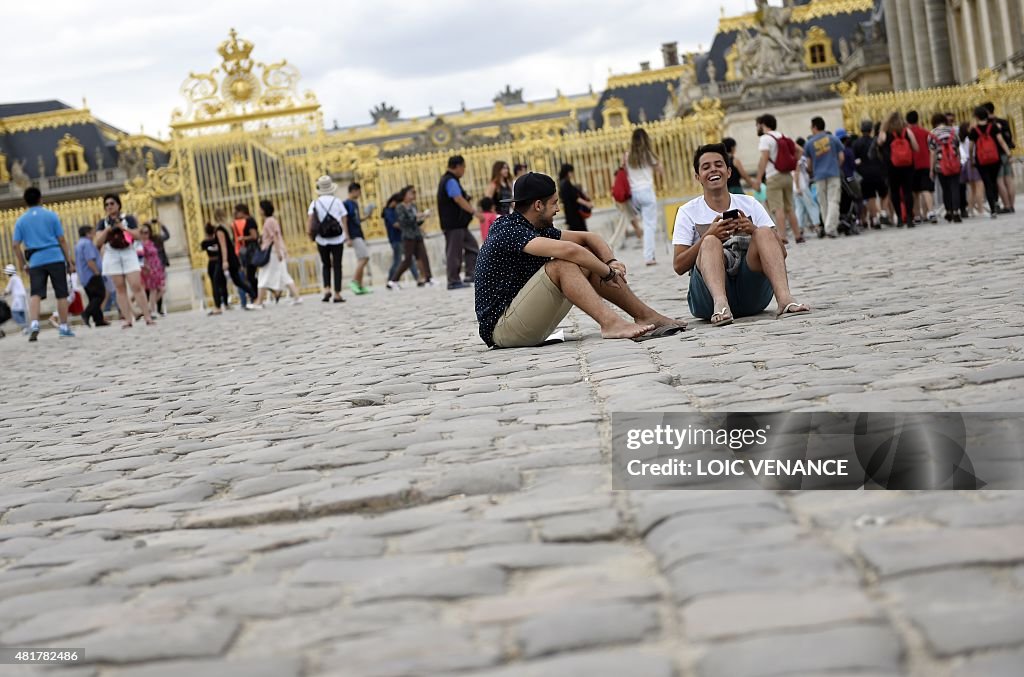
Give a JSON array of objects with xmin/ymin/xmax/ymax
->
[
  {"xmin": 612, "ymin": 166, "xmax": 631, "ymax": 203},
  {"xmin": 248, "ymin": 243, "xmax": 273, "ymax": 268}
]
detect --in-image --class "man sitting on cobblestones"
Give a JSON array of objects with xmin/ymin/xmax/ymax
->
[
  {"xmin": 673, "ymin": 144, "xmax": 810, "ymax": 326},
  {"xmin": 474, "ymin": 172, "xmax": 685, "ymax": 348}
]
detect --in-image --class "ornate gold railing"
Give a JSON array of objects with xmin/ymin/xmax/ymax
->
[{"xmin": 835, "ymin": 73, "xmax": 1024, "ymax": 157}]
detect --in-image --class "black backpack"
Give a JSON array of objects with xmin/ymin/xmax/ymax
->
[
  {"xmin": 313, "ymin": 198, "xmax": 344, "ymax": 238},
  {"xmin": 996, "ymin": 117, "xmax": 1015, "ymax": 150},
  {"xmin": 0, "ymin": 299, "xmax": 11, "ymax": 325}
]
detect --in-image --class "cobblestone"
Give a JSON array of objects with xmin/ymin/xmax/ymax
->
[{"xmin": 1, "ymin": 214, "xmax": 1023, "ymax": 674}]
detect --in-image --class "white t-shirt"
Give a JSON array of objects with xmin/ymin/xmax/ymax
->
[
  {"xmin": 672, "ymin": 193, "xmax": 774, "ymax": 248},
  {"xmin": 308, "ymin": 196, "xmax": 348, "ymax": 246},
  {"xmin": 758, "ymin": 131, "xmax": 782, "ymax": 180},
  {"xmin": 625, "ymin": 151, "xmax": 657, "ymax": 192},
  {"xmin": 5, "ymin": 275, "xmax": 27, "ymax": 312}
]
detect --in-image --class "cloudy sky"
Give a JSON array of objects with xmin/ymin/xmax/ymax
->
[{"xmin": 9, "ymin": 0, "xmax": 757, "ymax": 137}]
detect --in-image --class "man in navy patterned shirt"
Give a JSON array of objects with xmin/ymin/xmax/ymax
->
[{"xmin": 474, "ymin": 173, "xmax": 684, "ymax": 348}]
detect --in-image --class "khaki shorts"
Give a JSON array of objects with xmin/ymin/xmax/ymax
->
[
  {"xmin": 766, "ymin": 172, "xmax": 794, "ymax": 214},
  {"xmin": 350, "ymin": 237, "xmax": 370, "ymax": 260},
  {"xmin": 492, "ymin": 266, "xmax": 572, "ymax": 348}
]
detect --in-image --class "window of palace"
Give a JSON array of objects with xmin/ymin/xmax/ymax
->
[
  {"xmin": 55, "ymin": 134, "xmax": 89, "ymax": 177},
  {"xmin": 601, "ymin": 97, "xmax": 629, "ymax": 128},
  {"xmin": 803, "ymin": 26, "xmax": 837, "ymax": 69}
]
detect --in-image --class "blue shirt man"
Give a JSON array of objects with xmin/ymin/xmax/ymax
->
[
  {"xmin": 13, "ymin": 206, "xmax": 67, "ymax": 268},
  {"xmin": 75, "ymin": 230, "xmax": 102, "ymax": 287},
  {"xmin": 807, "ymin": 124, "xmax": 844, "ymax": 181},
  {"xmin": 342, "ymin": 198, "xmax": 364, "ymax": 240}
]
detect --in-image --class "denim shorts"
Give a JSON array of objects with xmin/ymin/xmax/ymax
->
[{"xmin": 688, "ymin": 256, "xmax": 774, "ymax": 320}]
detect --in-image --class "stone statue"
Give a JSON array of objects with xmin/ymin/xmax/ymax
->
[
  {"xmin": 706, "ymin": 59, "xmax": 717, "ymax": 82},
  {"xmin": 37, "ymin": 156, "xmax": 46, "ymax": 178},
  {"xmin": 11, "ymin": 158, "xmax": 31, "ymax": 189},
  {"xmin": 738, "ymin": 0, "xmax": 805, "ymax": 79},
  {"xmin": 839, "ymin": 37, "xmax": 850, "ymax": 63},
  {"xmin": 119, "ymin": 147, "xmax": 145, "ymax": 179},
  {"xmin": 94, "ymin": 146, "xmax": 105, "ymax": 170}
]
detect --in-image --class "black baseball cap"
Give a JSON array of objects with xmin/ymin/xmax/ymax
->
[{"xmin": 500, "ymin": 172, "xmax": 557, "ymax": 204}]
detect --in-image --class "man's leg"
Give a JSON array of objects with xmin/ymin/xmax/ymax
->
[
  {"xmin": 444, "ymin": 230, "xmax": 462, "ymax": 286},
  {"xmin": 694, "ymin": 236, "xmax": 732, "ymax": 320},
  {"xmin": 543, "ymin": 259, "xmax": 654, "ymax": 339},
  {"xmin": 997, "ymin": 165, "xmax": 1012, "ymax": 211},
  {"xmin": 745, "ymin": 227, "xmax": 807, "ymax": 313},
  {"xmin": 462, "ymin": 229, "xmax": 479, "ymax": 282},
  {"xmin": 822, "ymin": 177, "xmax": 839, "ymax": 236}
]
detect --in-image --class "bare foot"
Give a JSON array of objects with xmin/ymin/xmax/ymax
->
[
  {"xmin": 638, "ymin": 313, "xmax": 687, "ymax": 331},
  {"xmin": 601, "ymin": 320, "xmax": 655, "ymax": 339}
]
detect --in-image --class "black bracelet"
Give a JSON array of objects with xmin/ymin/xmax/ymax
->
[
  {"xmin": 600, "ymin": 266, "xmax": 617, "ymax": 283},
  {"xmin": 604, "ymin": 258, "xmax": 618, "ymax": 266}
]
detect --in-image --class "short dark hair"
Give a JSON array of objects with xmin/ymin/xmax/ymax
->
[
  {"xmin": 931, "ymin": 112, "xmax": 947, "ymax": 127},
  {"xmin": 906, "ymin": 110, "xmax": 919, "ymax": 124},
  {"xmin": 974, "ymin": 105, "xmax": 989, "ymax": 121},
  {"xmin": 348, "ymin": 182, "xmax": 361, "ymax": 193},
  {"xmin": 811, "ymin": 116, "xmax": 826, "ymax": 132},
  {"xmin": 513, "ymin": 163, "xmax": 527, "ymax": 174},
  {"xmin": 558, "ymin": 163, "xmax": 574, "ymax": 180},
  {"xmin": 23, "ymin": 187, "xmax": 42, "ymax": 206},
  {"xmin": 756, "ymin": 113, "xmax": 777, "ymax": 130},
  {"xmin": 78, "ymin": 224, "xmax": 93, "ymax": 237},
  {"xmin": 692, "ymin": 143, "xmax": 729, "ymax": 174},
  {"xmin": 259, "ymin": 199, "xmax": 274, "ymax": 217},
  {"xmin": 722, "ymin": 137, "xmax": 737, "ymax": 152},
  {"xmin": 982, "ymin": 101, "xmax": 995, "ymax": 114},
  {"xmin": 234, "ymin": 203, "xmax": 250, "ymax": 215},
  {"xmin": 795, "ymin": 137, "xmax": 806, "ymax": 147},
  {"xmin": 447, "ymin": 155, "xmax": 465, "ymax": 169},
  {"xmin": 103, "ymin": 193, "xmax": 122, "ymax": 208},
  {"xmin": 860, "ymin": 119, "xmax": 874, "ymax": 134},
  {"xmin": 479, "ymin": 196, "xmax": 495, "ymax": 211}
]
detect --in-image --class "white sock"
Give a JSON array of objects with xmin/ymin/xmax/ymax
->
[{"xmin": 59, "ymin": 324, "xmax": 68, "ymax": 332}]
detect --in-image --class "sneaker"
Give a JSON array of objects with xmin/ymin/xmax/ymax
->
[
  {"xmin": 447, "ymin": 282, "xmax": 469, "ymax": 290},
  {"xmin": 290, "ymin": 297, "xmax": 303, "ymax": 305},
  {"xmin": 463, "ymin": 277, "xmax": 474, "ymax": 284},
  {"xmin": 426, "ymin": 279, "xmax": 439, "ymax": 287},
  {"xmin": 245, "ymin": 303, "xmax": 263, "ymax": 310},
  {"xmin": 386, "ymin": 281, "xmax": 402, "ymax": 290},
  {"xmin": 952, "ymin": 215, "xmax": 962, "ymax": 223},
  {"xmin": 59, "ymin": 327, "xmax": 75, "ymax": 338},
  {"xmin": 928, "ymin": 212, "xmax": 938, "ymax": 224},
  {"xmin": 349, "ymin": 280, "xmax": 362, "ymax": 294},
  {"xmin": 28, "ymin": 328, "xmax": 39, "ymax": 342}
]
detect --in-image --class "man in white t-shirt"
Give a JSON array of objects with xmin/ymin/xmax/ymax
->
[
  {"xmin": 752, "ymin": 113, "xmax": 803, "ymax": 244},
  {"xmin": 673, "ymin": 144, "xmax": 810, "ymax": 326},
  {"xmin": 308, "ymin": 176, "xmax": 350, "ymax": 303}
]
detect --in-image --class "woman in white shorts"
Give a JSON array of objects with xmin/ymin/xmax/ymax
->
[
  {"xmin": 94, "ymin": 193, "xmax": 153, "ymax": 327},
  {"xmin": 252, "ymin": 200, "xmax": 302, "ymax": 308}
]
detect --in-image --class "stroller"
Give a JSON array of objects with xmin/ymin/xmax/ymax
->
[{"xmin": 837, "ymin": 175, "xmax": 863, "ymax": 236}]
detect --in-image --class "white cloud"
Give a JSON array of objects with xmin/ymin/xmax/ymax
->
[{"xmin": 9, "ymin": 0, "xmax": 756, "ymax": 136}]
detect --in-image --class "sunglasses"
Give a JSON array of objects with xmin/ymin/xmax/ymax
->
[{"xmin": 104, "ymin": 201, "xmax": 117, "ymax": 206}]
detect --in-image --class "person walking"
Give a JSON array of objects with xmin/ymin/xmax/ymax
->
[
  {"xmin": 211, "ymin": 208, "xmax": 254, "ymax": 308},
  {"xmin": 95, "ymin": 193, "xmax": 153, "ymax": 327},
  {"xmin": 234, "ymin": 204, "xmax": 260, "ymax": 306},
  {"xmin": 792, "ymin": 138, "xmax": 819, "ymax": 239},
  {"xmin": 253, "ymin": 200, "xmax": 302, "ymax": 307},
  {"xmin": 906, "ymin": 111, "xmax": 936, "ymax": 224},
  {"xmin": 485, "ymin": 161, "xmax": 514, "ymax": 215},
  {"xmin": 343, "ymin": 182, "xmax": 372, "ymax": 295},
  {"xmin": 928, "ymin": 112, "xmax": 962, "ymax": 223},
  {"xmin": 201, "ymin": 223, "xmax": 228, "ymax": 315},
  {"xmin": 625, "ymin": 128, "xmax": 663, "ymax": 265},
  {"xmin": 558, "ymin": 163, "xmax": 593, "ymax": 233},
  {"xmin": 723, "ymin": 137, "xmax": 755, "ymax": 195},
  {"xmin": 387, "ymin": 186, "xmax": 434, "ymax": 289},
  {"xmin": 437, "ymin": 155, "xmax": 479, "ymax": 290},
  {"xmin": 3, "ymin": 263, "xmax": 28, "ymax": 333},
  {"xmin": 137, "ymin": 223, "xmax": 166, "ymax": 315},
  {"xmin": 753, "ymin": 113, "xmax": 802, "ymax": 245},
  {"xmin": 805, "ymin": 116, "xmax": 844, "ymax": 239},
  {"xmin": 384, "ymin": 192, "xmax": 419, "ymax": 284},
  {"xmin": 969, "ymin": 106, "xmax": 1011, "ymax": 219},
  {"xmin": 877, "ymin": 112, "xmax": 918, "ymax": 228},
  {"xmin": 983, "ymin": 102, "xmax": 1016, "ymax": 213},
  {"xmin": 308, "ymin": 175, "xmax": 349, "ymax": 303},
  {"xmin": 12, "ymin": 188, "xmax": 76, "ymax": 340},
  {"xmin": 852, "ymin": 120, "xmax": 887, "ymax": 229},
  {"xmin": 959, "ymin": 122, "xmax": 985, "ymax": 217},
  {"xmin": 74, "ymin": 225, "xmax": 108, "ymax": 326}
]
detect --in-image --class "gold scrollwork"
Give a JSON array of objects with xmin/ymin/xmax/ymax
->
[
  {"xmin": 718, "ymin": 0, "xmax": 874, "ymax": 33},
  {"xmin": 0, "ymin": 107, "xmax": 94, "ymax": 134}
]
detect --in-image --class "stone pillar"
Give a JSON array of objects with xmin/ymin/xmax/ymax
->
[
  {"xmin": 962, "ymin": 0, "xmax": 980, "ymax": 79},
  {"xmin": 976, "ymin": 0, "xmax": 997, "ymax": 67},
  {"xmin": 883, "ymin": 0, "xmax": 906, "ymax": 90},
  {"xmin": 925, "ymin": 0, "xmax": 955, "ymax": 85},
  {"xmin": 996, "ymin": 0, "xmax": 1016, "ymax": 70},
  {"xmin": 896, "ymin": 0, "xmax": 920, "ymax": 89},
  {"xmin": 947, "ymin": 8, "xmax": 965, "ymax": 84},
  {"xmin": 911, "ymin": 0, "xmax": 933, "ymax": 87}
]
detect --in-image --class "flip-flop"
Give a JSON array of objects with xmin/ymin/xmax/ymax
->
[
  {"xmin": 776, "ymin": 302, "xmax": 810, "ymax": 319},
  {"xmin": 632, "ymin": 323, "xmax": 686, "ymax": 342},
  {"xmin": 710, "ymin": 307, "xmax": 733, "ymax": 327}
]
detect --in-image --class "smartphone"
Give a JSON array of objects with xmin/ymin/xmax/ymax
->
[{"xmin": 722, "ymin": 209, "xmax": 740, "ymax": 221}]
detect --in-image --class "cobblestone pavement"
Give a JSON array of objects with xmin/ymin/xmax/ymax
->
[{"xmin": 2, "ymin": 212, "xmax": 1023, "ymax": 677}]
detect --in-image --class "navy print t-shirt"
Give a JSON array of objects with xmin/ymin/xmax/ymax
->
[{"xmin": 474, "ymin": 211, "xmax": 562, "ymax": 347}]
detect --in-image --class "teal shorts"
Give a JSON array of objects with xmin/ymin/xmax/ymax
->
[{"xmin": 688, "ymin": 256, "xmax": 774, "ymax": 320}]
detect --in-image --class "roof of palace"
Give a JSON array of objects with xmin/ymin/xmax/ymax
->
[{"xmin": 1, "ymin": 100, "xmax": 168, "ymax": 179}]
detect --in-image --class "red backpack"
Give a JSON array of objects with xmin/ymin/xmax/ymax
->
[
  {"xmin": 975, "ymin": 124, "xmax": 1001, "ymax": 166},
  {"xmin": 612, "ymin": 166, "xmax": 631, "ymax": 203},
  {"xmin": 771, "ymin": 133, "xmax": 798, "ymax": 172},
  {"xmin": 935, "ymin": 132, "xmax": 961, "ymax": 177},
  {"xmin": 889, "ymin": 130, "xmax": 914, "ymax": 168}
]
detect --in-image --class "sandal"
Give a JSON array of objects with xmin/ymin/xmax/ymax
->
[
  {"xmin": 776, "ymin": 302, "xmax": 810, "ymax": 319},
  {"xmin": 710, "ymin": 307, "xmax": 734, "ymax": 327},
  {"xmin": 121, "ymin": 322, "xmax": 133, "ymax": 330}
]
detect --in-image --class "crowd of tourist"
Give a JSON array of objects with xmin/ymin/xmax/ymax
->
[{"xmin": 1, "ymin": 101, "xmax": 1017, "ymax": 344}]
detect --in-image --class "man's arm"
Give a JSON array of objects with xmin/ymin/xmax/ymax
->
[
  {"xmin": 342, "ymin": 215, "xmax": 351, "ymax": 242},
  {"xmin": 755, "ymin": 149, "xmax": 770, "ymax": 186},
  {"xmin": 58, "ymin": 236, "xmax": 75, "ymax": 273},
  {"xmin": 838, "ymin": 148, "xmax": 845, "ymax": 169},
  {"xmin": 453, "ymin": 195, "xmax": 475, "ymax": 215},
  {"xmin": 523, "ymin": 237, "xmax": 610, "ymax": 279},
  {"xmin": 12, "ymin": 241, "xmax": 26, "ymax": 273},
  {"xmin": 673, "ymin": 243, "xmax": 699, "ymax": 276},
  {"xmin": 560, "ymin": 230, "xmax": 613, "ymax": 264},
  {"xmin": 87, "ymin": 258, "xmax": 100, "ymax": 276},
  {"xmin": 805, "ymin": 151, "xmax": 814, "ymax": 177}
]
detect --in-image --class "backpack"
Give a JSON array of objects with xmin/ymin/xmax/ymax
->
[
  {"xmin": 936, "ymin": 132, "xmax": 961, "ymax": 177},
  {"xmin": 889, "ymin": 131, "xmax": 914, "ymax": 168},
  {"xmin": 612, "ymin": 166, "xmax": 631, "ymax": 203},
  {"xmin": 0, "ymin": 299, "xmax": 10, "ymax": 325},
  {"xmin": 995, "ymin": 117, "xmax": 1015, "ymax": 150},
  {"xmin": 975, "ymin": 124, "xmax": 1001, "ymax": 166},
  {"xmin": 312, "ymin": 198, "xmax": 344, "ymax": 238},
  {"xmin": 771, "ymin": 133, "xmax": 798, "ymax": 173}
]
